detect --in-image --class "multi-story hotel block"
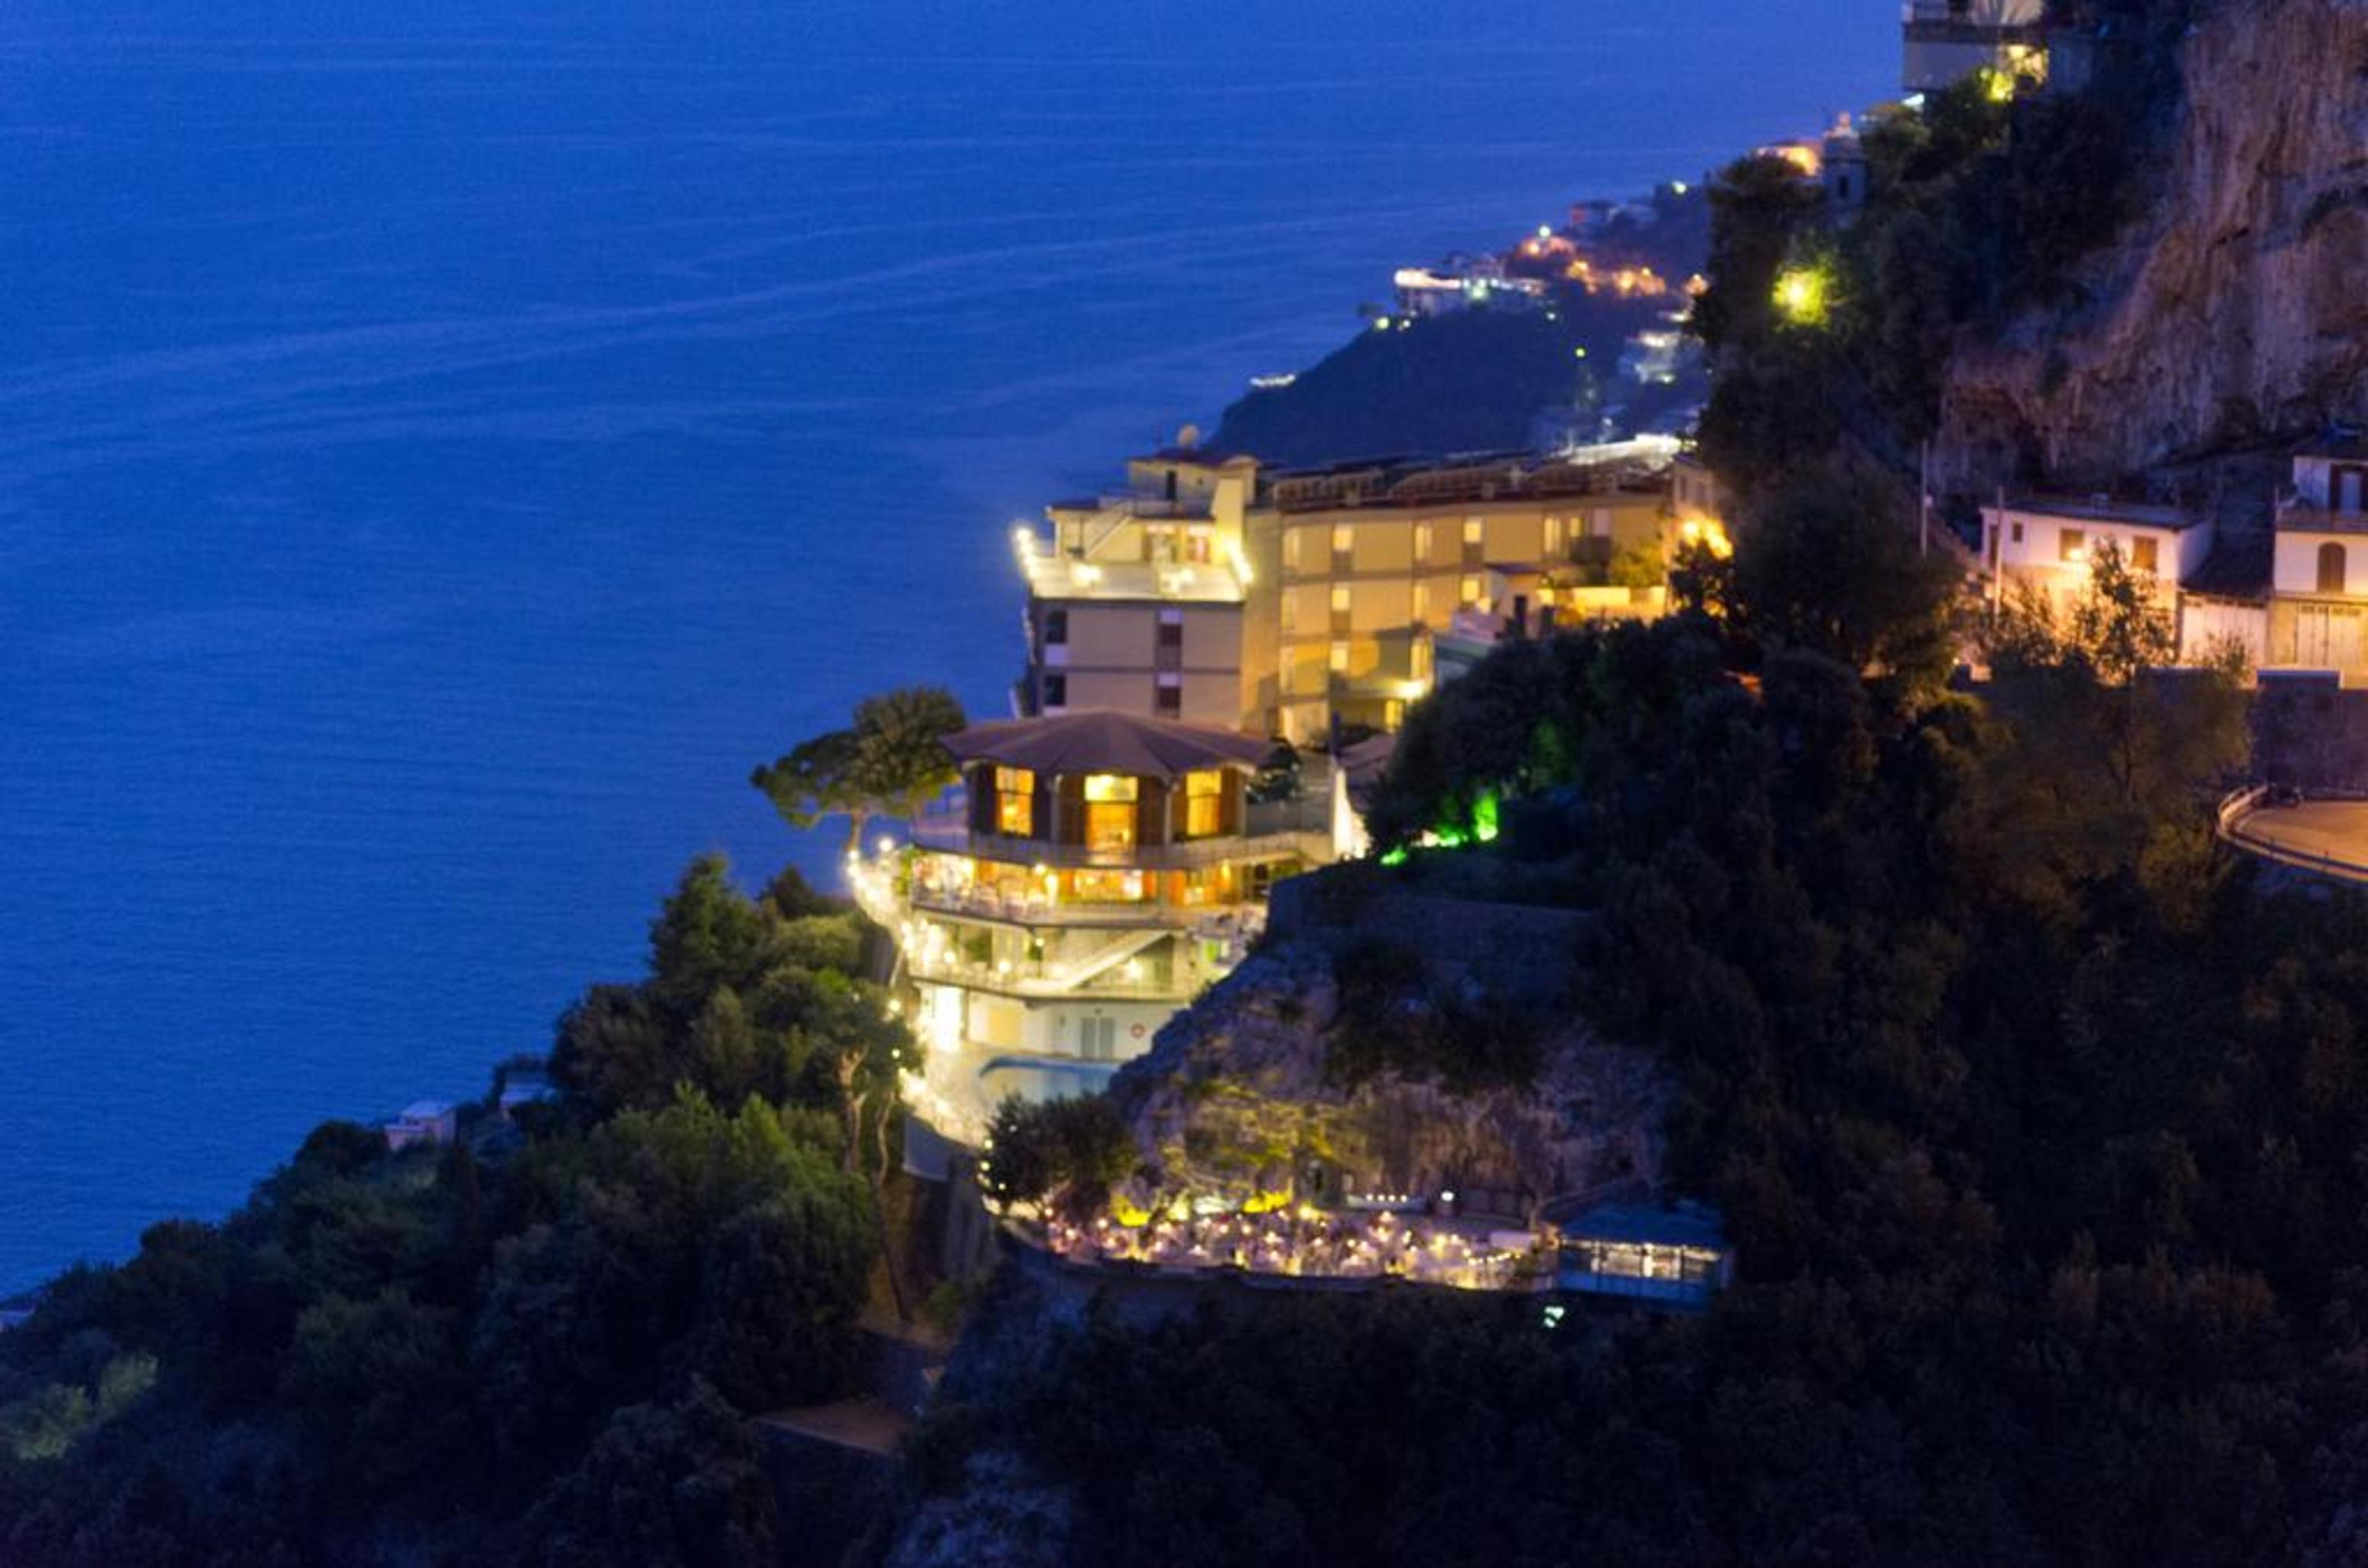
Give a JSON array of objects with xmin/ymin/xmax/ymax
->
[
  {"xmin": 1016, "ymin": 445, "xmax": 1255, "ymax": 727},
  {"xmin": 1014, "ymin": 441, "xmax": 1686, "ymax": 746},
  {"xmin": 851, "ymin": 711, "xmax": 1329, "ymax": 1144},
  {"xmin": 1254, "ymin": 449, "xmax": 1674, "ymax": 743}
]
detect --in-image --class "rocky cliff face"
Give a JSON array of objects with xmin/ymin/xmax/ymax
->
[
  {"xmin": 1111, "ymin": 943, "xmax": 1668, "ymax": 1214},
  {"xmin": 1938, "ymin": 0, "xmax": 2368, "ymax": 490}
]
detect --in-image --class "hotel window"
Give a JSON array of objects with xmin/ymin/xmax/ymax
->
[
  {"xmin": 1155, "ymin": 686, "xmax": 1182, "ymax": 717},
  {"xmin": 1283, "ymin": 530, "xmax": 1303, "ymax": 573},
  {"xmin": 1591, "ymin": 508, "xmax": 1612, "ymax": 538},
  {"xmin": 1414, "ymin": 522, "xmax": 1433, "ymax": 561},
  {"xmin": 1156, "ymin": 607, "xmax": 1183, "ymax": 649},
  {"xmin": 2059, "ymin": 529, "xmax": 2087, "ymax": 564},
  {"xmin": 1332, "ymin": 524, "xmax": 1355, "ymax": 571},
  {"xmin": 1460, "ymin": 574, "xmax": 1483, "ymax": 607},
  {"xmin": 1182, "ymin": 769, "xmax": 1225, "ymax": 838},
  {"xmin": 994, "ymin": 767, "xmax": 1035, "ymax": 836},
  {"xmin": 2010, "ymin": 520, "xmax": 2024, "ymax": 545},
  {"xmin": 1462, "ymin": 516, "xmax": 1485, "ymax": 564},
  {"xmin": 1083, "ymin": 775, "xmax": 1140, "ymax": 851},
  {"xmin": 2320, "ymin": 542, "xmax": 2348, "ymax": 595},
  {"xmin": 2131, "ymin": 535, "xmax": 2158, "ymax": 574},
  {"xmin": 1329, "ymin": 583, "xmax": 1352, "ymax": 633},
  {"xmin": 1043, "ymin": 608, "xmax": 1069, "ymax": 645},
  {"xmin": 1329, "ymin": 639, "xmax": 1350, "ymax": 674},
  {"xmin": 1544, "ymin": 516, "xmax": 1563, "ymax": 557},
  {"xmin": 1043, "ymin": 674, "xmax": 1068, "ymax": 709},
  {"xmin": 1280, "ymin": 591, "xmax": 1296, "ymax": 634}
]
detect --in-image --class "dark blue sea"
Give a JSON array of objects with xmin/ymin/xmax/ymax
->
[{"xmin": 0, "ymin": 1, "xmax": 1892, "ymax": 1291}]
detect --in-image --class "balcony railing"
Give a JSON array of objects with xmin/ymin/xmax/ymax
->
[
  {"xmin": 910, "ymin": 802, "xmax": 1329, "ymax": 870},
  {"xmin": 898, "ymin": 947, "xmax": 1222, "ymax": 1003},
  {"xmin": 908, "ymin": 881, "xmax": 1263, "ymax": 930}
]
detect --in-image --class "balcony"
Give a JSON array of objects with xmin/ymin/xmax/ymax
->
[
  {"xmin": 896, "ymin": 923, "xmax": 1250, "ymax": 1002},
  {"xmin": 909, "ymin": 880, "xmax": 1258, "ymax": 931}
]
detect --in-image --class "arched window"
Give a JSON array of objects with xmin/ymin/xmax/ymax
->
[{"xmin": 2320, "ymin": 542, "xmax": 2348, "ymax": 595}]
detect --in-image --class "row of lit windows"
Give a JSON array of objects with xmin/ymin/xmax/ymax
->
[
  {"xmin": 990, "ymin": 768, "xmax": 1226, "ymax": 842},
  {"xmin": 1280, "ymin": 511, "xmax": 1626, "ymax": 574},
  {"xmin": 1283, "ymin": 577, "xmax": 1488, "ymax": 635}
]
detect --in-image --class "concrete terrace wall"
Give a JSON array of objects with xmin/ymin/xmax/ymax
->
[{"xmin": 1267, "ymin": 870, "xmax": 1595, "ymax": 1009}]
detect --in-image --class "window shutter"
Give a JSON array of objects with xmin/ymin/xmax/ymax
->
[
  {"xmin": 1141, "ymin": 776, "xmax": 1171, "ymax": 845},
  {"xmin": 968, "ymin": 766, "xmax": 994, "ymax": 834}
]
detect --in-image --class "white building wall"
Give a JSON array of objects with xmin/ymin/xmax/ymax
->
[
  {"xmin": 2178, "ymin": 599, "xmax": 2269, "ymax": 668},
  {"xmin": 2275, "ymin": 532, "xmax": 2366, "ymax": 595}
]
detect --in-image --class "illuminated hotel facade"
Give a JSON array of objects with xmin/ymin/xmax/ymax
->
[
  {"xmin": 1251, "ymin": 447, "xmax": 1680, "ymax": 743},
  {"xmin": 851, "ymin": 711, "xmax": 1328, "ymax": 1144},
  {"xmin": 1014, "ymin": 441, "xmax": 1696, "ymax": 747}
]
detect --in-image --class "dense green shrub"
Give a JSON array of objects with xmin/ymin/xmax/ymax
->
[{"xmin": 0, "ymin": 854, "xmax": 893, "ymax": 1565}]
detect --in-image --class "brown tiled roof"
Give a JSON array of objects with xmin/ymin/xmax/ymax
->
[{"xmin": 943, "ymin": 711, "xmax": 1269, "ymax": 780}]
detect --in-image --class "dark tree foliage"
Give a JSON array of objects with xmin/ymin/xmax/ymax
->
[
  {"xmin": 0, "ymin": 856, "xmax": 890, "ymax": 1566},
  {"xmin": 522, "ymin": 1379, "xmax": 781, "ymax": 1568},
  {"xmin": 902, "ymin": 470, "xmax": 2368, "ymax": 1560},
  {"xmin": 980, "ymin": 1094, "xmax": 1137, "ymax": 1218},
  {"xmin": 1698, "ymin": 34, "xmax": 2181, "ymax": 499},
  {"xmin": 750, "ymin": 685, "xmax": 968, "ymax": 854}
]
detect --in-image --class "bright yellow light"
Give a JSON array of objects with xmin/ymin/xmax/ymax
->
[{"xmin": 1773, "ymin": 265, "xmax": 1831, "ymax": 327}]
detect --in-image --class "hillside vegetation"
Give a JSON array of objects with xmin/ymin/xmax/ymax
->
[{"xmin": 0, "ymin": 858, "xmax": 901, "ymax": 1567}]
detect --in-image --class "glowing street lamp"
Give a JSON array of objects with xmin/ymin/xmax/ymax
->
[{"xmin": 1772, "ymin": 265, "xmax": 1832, "ymax": 328}]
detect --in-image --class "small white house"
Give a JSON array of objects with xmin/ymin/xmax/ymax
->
[
  {"xmin": 2268, "ymin": 439, "xmax": 2368, "ymax": 674},
  {"xmin": 384, "ymin": 1100, "xmax": 457, "ymax": 1152},
  {"xmin": 1986, "ymin": 494, "xmax": 2213, "ymax": 633}
]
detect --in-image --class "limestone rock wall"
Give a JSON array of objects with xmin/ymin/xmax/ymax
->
[
  {"xmin": 1111, "ymin": 945, "xmax": 1668, "ymax": 1216},
  {"xmin": 1937, "ymin": 0, "xmax": 2368, "ymax": 491}
]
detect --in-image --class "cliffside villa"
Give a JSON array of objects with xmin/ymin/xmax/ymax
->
[{"xmin": 851, "ymin": 711, "xmax": 1329, "ymax": 1155}]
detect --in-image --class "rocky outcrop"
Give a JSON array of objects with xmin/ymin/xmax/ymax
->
[
  {"xmin": 1111, "ymin": 943, "xmax": 1669, "ymax": 1215},
  {"xmin": 1937, "ymin": 0, "xmax": 2368, "ymax": 490}
]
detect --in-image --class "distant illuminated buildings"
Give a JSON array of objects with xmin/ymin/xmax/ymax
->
[{"xmin": 1901, "ymin": 0, "xmax": 2047, "ymax": 96}]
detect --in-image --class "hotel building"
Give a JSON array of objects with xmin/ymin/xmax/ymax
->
[
  {"xmin": 1251, "ymin": 448, "xmax": 1675, "ymax": 743},
  {"xmin": 852, "ymin": 711, "xmax": 1329, "ymax": 1145},
  {"xmin": 1016, "ymin": 444, "xmax": 1255, "ymax": 727}
]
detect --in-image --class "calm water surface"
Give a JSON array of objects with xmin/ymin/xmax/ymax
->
[{"xmin": 0, "ymin": 1, "xmax": 1892, "ymax": 1290}]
